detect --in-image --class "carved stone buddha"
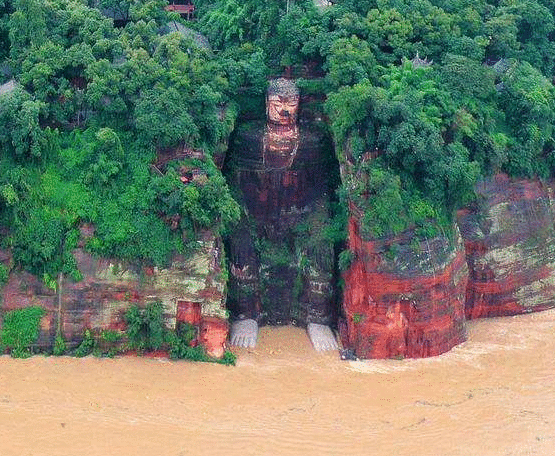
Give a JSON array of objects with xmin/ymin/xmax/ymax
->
[{"xmin": 226, "ymin": 78, "xmax": 338, "ymax": 351}]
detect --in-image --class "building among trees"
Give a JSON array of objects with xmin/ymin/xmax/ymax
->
[{"xmin": 165, "ymin": 0, "xmax": 195, "ymax": 20}]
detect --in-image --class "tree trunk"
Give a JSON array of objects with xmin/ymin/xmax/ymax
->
[{"xmin": 56, "ymin": 272, "xmax": 63, "ymax": 337}]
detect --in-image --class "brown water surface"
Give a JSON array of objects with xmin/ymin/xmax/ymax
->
[{"xmin": 1, "ymin": 310, "xmax": 555, "ymax": 456}]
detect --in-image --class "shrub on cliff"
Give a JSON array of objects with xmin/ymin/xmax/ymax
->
[
  {"xmin": 169, "ymin": 336, "xmax": 237, "ymax": 365},
  {"xmin": 122, "ymin": 306, "xmax": 236, "ymax": 364},
  {"xmin": 125, "ymin": 302, "xmax": 166, "ymax": 352},
  {"xmin": 52, "ymin": 334, "xmax": 67, "ymax": 356},
  {"xmin": 73, "ymin": 329, "xmax": 98, "ymax": 357},
  {"xmin": 0, "ymin": 306, "xmax": 46, "ymax": 358},
  {"xmin": 0, "ymin": 263, "xmax": 8, "ymax": 287}
]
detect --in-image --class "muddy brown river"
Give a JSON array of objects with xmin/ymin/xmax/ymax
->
[{"xmin": 1, "ymin": 310, "xmax": 555, "ymax": 456}]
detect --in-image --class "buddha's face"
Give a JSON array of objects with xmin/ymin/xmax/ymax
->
[{"xmin": 267, "ymin": 93, "xmax": 299, "ymax": 125}]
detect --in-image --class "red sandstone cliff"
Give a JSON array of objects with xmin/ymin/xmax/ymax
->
[
  {"xmin": 5, "ymin": 173, "xmax": 555, "ymax": 360},
  {"xmin": 342, "ymin": 217, "xmax": 468, "ymax": 359},
  {"xmin": 0, "ymin": 232, "xmax": 228, "ymax": 355},
  {"xmin": 458, "ymin": 174, "xmax": 555, "ymax": 319}
]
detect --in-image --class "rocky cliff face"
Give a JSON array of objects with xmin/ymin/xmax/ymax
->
[
  {"xmin": 458, "ymin": 174, "xmax": 555, "ymax": 319},
  {"xmin": 0, "ymin": 232, "xmax": 228, "ymax": 353},
  {"xmin": 4, "ymin": 167, "xmax": 555, "ymax": 359},
  {"xmin": 341, "ymin": 173, "xmax": 555, "ymax": 359},
  {"xmin": 342, "ymin": 216, "xmax": 468, "ymax": 359}
]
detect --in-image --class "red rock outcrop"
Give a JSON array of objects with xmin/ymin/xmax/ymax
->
[
  {"xmin": 176, "ymin": 300, "xmax": 202, "ymax": 326},
  {"xmin": 342, "ymin": 217, "xmax": 468, "ymax": 359},
  {"xmin": 199, "ymin": 316, "xmax": 228, "ymax": 358},
  {"xmin": 458, "ymin": 174, "xmax": 555, "ymax": 319}
]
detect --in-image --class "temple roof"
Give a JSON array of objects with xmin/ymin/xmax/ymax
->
[
  {"xmin": 411, "ymin": 52, "xmax": 433, "ymax": 68},
  {"xmin": 165, "ymin": 21, "xmax": 211, "ymax": 50},
  {"xmin": 0, "ymin": 79, "xmax": 17, "ymax": 96}
]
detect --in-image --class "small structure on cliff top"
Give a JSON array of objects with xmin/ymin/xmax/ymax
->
[
  {"xmin": 165, "ymin": 0, "xmax": 195, "ymax": 20},
  {"xmin": 411, "ymin": 52, "xmax": 433, "ymax": 68}
]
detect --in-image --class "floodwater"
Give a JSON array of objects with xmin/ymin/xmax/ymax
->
[{"xmin": 1, "ymin": 311, "xmax": 555, "ymax": 456}]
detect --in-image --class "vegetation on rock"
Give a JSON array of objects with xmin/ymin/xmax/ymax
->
[
  {"xmin": 0, "ymin": 306, "xmax": 45, "ymax": 358},
  {"xmin": 1, "ymin": 0, "xmax": 241, "ymax": 284},
  {"xmin": 193, "ymin": 0, "xmax": 555, "ymax": 239},
  {"xmin": 1, "ymin": 0, "xmax": 553, "ymax": 269}
]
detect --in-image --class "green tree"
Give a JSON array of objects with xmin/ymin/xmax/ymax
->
[
  {"xmin": 326, "ymin": 62, "xmax": 480, "ymax": 237},
  {"xmin": 1, "ymin": 306, "xmax": 46, "ymax": 357},
  {"xmin": 8, "ymin": 0, "xmax": 47, "ymax": 63},
  {"xmin": 324, "ymin": 35, "xmax": 378, "ymax": 90},
  {"xmin": 0, "ymin": 84, "xmax": 46, "ymax": 157},
  {"xmin": 125, "ymin": 302, "xmax": 166, "ymax": 351},
  {"xmin": 499, "ymin": 60, "xmax": 555, "ymax": 176}
]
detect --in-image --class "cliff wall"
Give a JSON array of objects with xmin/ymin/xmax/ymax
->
[
  {"xmin": 0, "ymin": 232, "xmax": 228, "ymax": 354},
  {"xmin": 4, "ymin": 167, "xmax": 555, "ymax": 360},
  {"xmin": 458, "ymin": 174, "xmax": 555, "ymax": 319},
  {"xmin": 342, "ymin": 216, "xmax": 467, "ymax": 359}
]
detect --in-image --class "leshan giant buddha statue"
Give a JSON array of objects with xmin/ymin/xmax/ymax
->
[{"xmin": 226, "ymin": 78, "xmax": 339, "ymax": 351}]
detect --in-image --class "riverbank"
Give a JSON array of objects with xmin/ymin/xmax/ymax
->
[{"xmin": 2, "ymin": 311, "xmax": 555, "ymax": 455}]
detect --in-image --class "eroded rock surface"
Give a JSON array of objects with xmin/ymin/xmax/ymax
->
[
  {"xmin": 342, "ymin": 216, "xmax": 468, "ymax": 359},
  {"xmin": 459, "ymin": 174, "xmax": 555, "ymax": 319},
  {"xmin": 0, "ymin": 233, "xmax": 228, "ymax": 353}
]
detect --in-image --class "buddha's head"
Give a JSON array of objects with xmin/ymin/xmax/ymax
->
[{"xmin": 266, "ymin": 78, "xmax": 300, "ymax": 126}]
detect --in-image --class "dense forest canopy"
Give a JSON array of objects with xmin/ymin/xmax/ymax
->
[
  {"xmin": 1, "ymin": 0, "xmax": 555, "ymax": 282},
  {"xmin": 193, "ymin": 0, "xmax": 555, "ymax": 237},
  {"xmin": 0, "ymin": 0, "xmax": 244, "ymax": 281}
]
